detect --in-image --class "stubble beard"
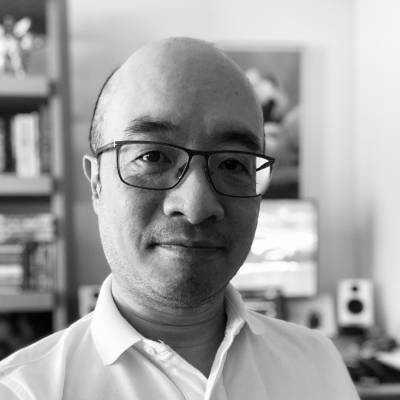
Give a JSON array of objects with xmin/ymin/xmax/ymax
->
[{"xmin": 99, "ymin": 228, "xmax": 224, "ymax": 311}]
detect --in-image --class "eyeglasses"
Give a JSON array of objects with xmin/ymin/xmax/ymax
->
[{"xmin": 95, "ymin": 140, "xmax": 275, "ymax": 198}]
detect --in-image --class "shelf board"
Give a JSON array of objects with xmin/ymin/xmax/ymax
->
[
  {"xmin": 0, "ymin": 175, "xmax": 52, "ymax": 196},
  {"xmin": 0, "ymin": 76, "xmax": 49, "ymax": 109},
  {"xmin": 0, "ymin": 75, "xmax": 48, "ymax": 97},
  {"xmin": 0, "ymin": 291, "xmax": 54, "ymax": 312},
  {"xmin": 357, "ymin": 383, "xmax": 400, "ymax": 397}
]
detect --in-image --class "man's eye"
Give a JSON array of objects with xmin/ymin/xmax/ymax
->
[
  {"xmin": 220, "ymin": 158, "xmax": 248, "ymax": 174},
  {"xmin": 139, "ymin": 151, "xmax": 166, "ymax": 163}
]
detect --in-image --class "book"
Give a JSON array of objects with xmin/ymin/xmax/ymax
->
[
  {"xmin": 0, "ymin": 265, "xmax": 24, "ymax": 289},
  {"xmin": 38, "ymin": 105, "xmax": 51, "ymax": 174},
  {"xmin": 11, "ymin": 113, "xmax": 41, "ymax": 177},
  {"xmin": 0, "ymin": 213, "xmax": 55, "ymax": 243},
  {"xmin": 0, "ymin": 243, "xmax": 26, "ymax": 254},
  {"xmin": 0, "ymin": 242, "xmax": 27, "ymax": 290},
  {"xmin": 27, "ymin": 242, "xmax": 56, "ymax": 291},
  {"xmin": 3, "ymin": 116, "xmax": 14, "ymax": 172},
  {"xmin": 0, "ymin": 117, "xmax": 6, "ymax": 172},
  {"xmin": 0, "ymin": 241, "xmax": 55, "ymax": 291}
]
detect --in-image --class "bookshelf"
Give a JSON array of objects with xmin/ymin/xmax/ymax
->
[
  {"xmin": 0, "ymin": 76, "xmax": 48, "ymax": 110},
  {"xmin": 0, "ymin": 76, "xmax": 48, "ymax": 98},
  {"xmin": 0, "ymin": 175, "xmax": 52, "ymax": 196},
  {"xmin": 0, "ymin": 0, "xmax": 70, "ymax": 352},
  {"xmin": 0, "ymin": 292, "xmax": 53, "ymax": 313}
]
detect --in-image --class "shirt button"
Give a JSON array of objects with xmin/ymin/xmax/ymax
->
[
  {"xmin": 143, "ymin": 345, "xmax": 156, "ymax": 356},
  {"xmin": 157, "ymin": 350, "xmax": 173, "ymax": 362}
]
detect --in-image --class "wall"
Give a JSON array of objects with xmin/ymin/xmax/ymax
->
[
  {"xmin": 67, "ymin": 0, "xmax": 356, "ymax": 319},
  {"xmin": 355, "ymin": 0, "xmax": 400, "ymax": 339}
]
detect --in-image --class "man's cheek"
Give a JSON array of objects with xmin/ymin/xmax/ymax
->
[{"xmin": 231, "ymin": 207, "xmax": 258, "ymax": 250}]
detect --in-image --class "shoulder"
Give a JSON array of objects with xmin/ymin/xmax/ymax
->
[
  {"xmin": 246, "ymin": 310, "xmax": 342, "ymax": 362},
  {"xmin": 227, "ymin": 285, "xmax": 342, "ymax": 363},
  {"xmin": 245, "ymin": 312, "xmax": 355, "ymax": 384},
  {"xmin": 239, "ymin": 312, "xmax": 359, "ymax": 399}
]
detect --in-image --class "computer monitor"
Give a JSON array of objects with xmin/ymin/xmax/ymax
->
[{"xmin": 231, "ymin": 199, "xmax": 318, "ymax": 297}]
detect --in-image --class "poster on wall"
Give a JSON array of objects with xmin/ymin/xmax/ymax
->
[{"xmin": 220, "ymin": 44, "xmax": 302, "ymax": 199}]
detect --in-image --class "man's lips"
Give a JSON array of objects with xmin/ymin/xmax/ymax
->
[
  {"xmin": 146, "ymin": 226, "xmax": 228, "ymax": 252},
  {"xmin": 150, "ymin": 239, "xmax": 225, "ymax": 250},
  {"xmin": 150, "ymin": 238, "xmax": 225, "ymax": 251}
]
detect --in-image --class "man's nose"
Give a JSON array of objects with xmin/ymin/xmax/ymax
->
[{"xmin": 162, "ymin": 157, "xmax": 225, "ymax": 224}]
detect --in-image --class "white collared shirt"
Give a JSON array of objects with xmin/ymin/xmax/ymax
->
[{"xmin": 0, "ymin": 275, "xmax": 359, "ymax": 400}]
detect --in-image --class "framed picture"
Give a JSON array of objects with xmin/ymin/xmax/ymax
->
[{"xmin": 219, "ymin": 43, "xmax": 302, "ymax": 199}]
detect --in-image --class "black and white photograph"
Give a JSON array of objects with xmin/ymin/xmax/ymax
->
[{"xmin": 0, "ymin": 1, "xmax": 399, "ymax": 399}]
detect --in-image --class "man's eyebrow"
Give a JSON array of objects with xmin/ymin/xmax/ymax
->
[
  {"xmin": 216, "ymin": 129, "xmax": 263, "ymax": 152},
  {"xmin": 124, "ymin": 117, "xmax": 262, "ymax": 151},
  {"xmin": 124, "ymin": 117, "xmax": 179, "ymax": 135}
]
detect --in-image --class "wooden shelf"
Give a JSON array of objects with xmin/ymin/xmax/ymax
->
[
  {"xmin": 0, "ymin": 175, "xmax": 52, "ymax": 196},
  {"xmin": 0, "ymin": 291, "xmax": 53, "ymax": 312},
  {"xmin": 0, "ymin": 76, "xmax": 49, "ymax": 109},
  {"xmin": 357, "ymin": 383, "xmax": 400, "ymax": 399},
  {"xmin": 0, "ymin": 0, "xmax": 69, "ymax": 331},
  {"xmin": 0, "ymin": 76, "xmax": 48, "ymax": 97}
]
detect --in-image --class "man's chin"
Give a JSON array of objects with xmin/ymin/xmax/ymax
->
[
  {"xmin": 154, "ymin": 280, "xmax": 224, "ymax": 309},
  {"xmin": 145, "ymin": 259, "xmax": 229, "ymax": 308}
]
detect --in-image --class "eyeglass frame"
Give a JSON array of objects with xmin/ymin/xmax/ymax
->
[{"xmin": 95, "ymin": 140, "xmax": 275, "ymax": 198}]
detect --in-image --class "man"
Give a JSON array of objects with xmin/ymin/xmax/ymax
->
[{"xmin": 0, "ymin": 37, "xmax": 359, "ymax": 399}]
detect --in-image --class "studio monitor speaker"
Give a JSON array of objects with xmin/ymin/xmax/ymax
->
[{"xmin": 337, "ymin": 279, "xmax": 374, "ymax": 328}]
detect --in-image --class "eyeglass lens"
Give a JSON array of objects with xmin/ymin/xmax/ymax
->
[{"xmin": 118, "ymin": 143, "xmax": 272, "ymax": 197}]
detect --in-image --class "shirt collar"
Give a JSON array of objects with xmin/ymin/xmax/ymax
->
[
  {"xmin": 91, "ymin": 275, "xmax": 267, "ymax": 365},
  {"xmin": 91, "ymin": 274, "xmax": 144, "ymax": 365},
  {"xmin": 224, "ymin": 284, "xmax": 269, "ymax": 336}
]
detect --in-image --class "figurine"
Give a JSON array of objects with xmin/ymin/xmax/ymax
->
[{"xmin": 0, "ymin": 15, "xmax": 34, "ymax": 78}]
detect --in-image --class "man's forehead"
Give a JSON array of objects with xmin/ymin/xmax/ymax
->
[
  {"xmin": 116, "ymin": 39, "xmax": 247, "ymax": 90},
  {"xmin": 100, "ymin": 38, "xmax": 264, "ymax": 147},
  {"xmin": 123, "ymin": 115, "xmax": 263, "ymax": 152}
]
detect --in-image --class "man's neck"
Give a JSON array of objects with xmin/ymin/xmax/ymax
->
[{"xmin": 111, "ymin": 280, "xmax": 227, "ymax": 377}]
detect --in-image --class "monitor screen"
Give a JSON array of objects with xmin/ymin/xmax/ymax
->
[{"xmin": 231, "ymin": 199, "xmax": 318, "ymax": 297}]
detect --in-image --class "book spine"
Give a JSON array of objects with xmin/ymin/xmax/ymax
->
[
  {"xmin": 32, "ymin": 113, "xmax": 41, "ymax": 175},
  {"xmin": 0, "ymin": 241, "xmax": 26, "ymax": 290},
  {"xmin": 11, "ymin": 113, "xmax": 41, "ymax": 177},
  {"xmin": 0, "ymin": 117, "xmax": 6, "ymax": 173},
  {"xmin": 39, "ymin": 106, "xmax": 51, "ymax": 174},
  {"xmin": 28, "ymin": 242, "xmax": 55, "ymax": 291},
  {"xmin": 0, "ymin": 264, "xmax": 24, "ymax": 289}
]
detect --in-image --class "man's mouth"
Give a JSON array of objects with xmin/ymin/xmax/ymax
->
[
  {"xmin": 154, "ymin": 241, "xmax": 224, "ymax": 249},
  {"xmin": 146, "ymin": 226, "xmax": 227, "ymax": 254},
  {"xmin": 150, "ymin": 239, "xmax": 225, "ymax": 252}
]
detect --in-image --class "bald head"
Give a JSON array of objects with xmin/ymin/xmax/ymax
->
[{"xmin": 89, "ymin": 37, "xmax": 263, "ymax": 154}]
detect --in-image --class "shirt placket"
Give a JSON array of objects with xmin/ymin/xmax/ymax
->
[
  {"xmin": 138, "ymin": 316, "xmax": 244, "ymax": 400},
  {"xmin": 204, "ymin": 319, "xmax": 244, "ymax": 400},
  {"xmin": 141, "ymin": 340, "xmax": 207, "ymax": 400}
]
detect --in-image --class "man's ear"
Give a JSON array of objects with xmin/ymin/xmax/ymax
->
[{"xmin": 83, "ymin": 155, "xmax": 101, "ymax": 212}]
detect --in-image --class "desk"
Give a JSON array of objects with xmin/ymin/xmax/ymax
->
[{"xmin": 357, "ymin": 384, "xmax": 400, "ymax": 399}]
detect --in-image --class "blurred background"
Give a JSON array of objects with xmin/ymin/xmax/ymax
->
[{"xmin": 1, "ymin": 0, "xmax": 400, "ymax": 396}]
